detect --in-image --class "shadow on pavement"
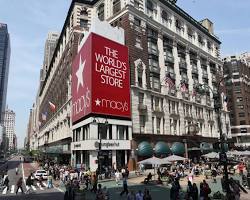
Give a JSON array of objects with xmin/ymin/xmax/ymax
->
[
  {"xmin": 84, "ymin": 184, "xmax": 170, "ymax": 200},
  {"xmin": 2, "ymin": 191, "xmax": 64, "ymax": 200}
]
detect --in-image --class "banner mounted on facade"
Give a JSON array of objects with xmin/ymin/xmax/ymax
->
[{"xmin": 72, "ymin": 33, "xmax": 130, "ymax": 123}]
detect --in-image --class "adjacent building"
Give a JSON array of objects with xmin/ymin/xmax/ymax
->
[
  {"xmin": 3, "ymin": 108, "xmax": 16, "ymax": 151},
  {"xmin": 41, "ymin": 32, "xmax": 59, "ymax": 82},
  {"xmin": 0, "ymin": 23, "xmax": 10, "ymax": 122},
  {"xmin": 30, "ymin": 0, "xmax": 231, "ymax": 169},
  {"xmin": 223, "ymin": 53, "xmax": 250, "ymax": 147}
]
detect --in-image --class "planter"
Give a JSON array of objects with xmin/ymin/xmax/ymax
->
[{"xmin": 74, "ymin": 192, "xmax": 86, "ymax": 200}]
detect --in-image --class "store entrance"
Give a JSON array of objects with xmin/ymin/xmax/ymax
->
[
  {"xmin": 99, "ymin": 150, "xmax": 112, "ymax": 174},
  {"xmin": 116, "ymin": 150, "xmax": 125, "ymax": 169}
]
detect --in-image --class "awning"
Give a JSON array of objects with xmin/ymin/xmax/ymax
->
[
  {"xmin": 155, "ymin": 141, "xmax": 171, "ymax": 155},
  {"xmin": 171, "ymin": 142, "xmax": 185, "ymax": 155},
  {"xmin": 137, "ymin": 141, "xmax": 153, "ymax": 157}
]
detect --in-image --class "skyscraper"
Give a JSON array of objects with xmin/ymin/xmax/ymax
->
[
  {"xmin": 42, "ymin": 31, "xmax": 59, "ymax": 80},
  {"xmin": 3, "ymin": 108, "xmax": 15, "ymax": 150},
  {"xmin": 223, "ymin": 54, "xmax": 250, "ymax": 147},
  {"xmin": 0, "ymin": 23, "xmax": 10, "ymax": 122}
]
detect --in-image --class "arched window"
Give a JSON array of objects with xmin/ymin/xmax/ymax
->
[
  {"xmin": 98, "ymin": 3, "xmax": 104, "ymax": 21},
  {"xmin": 113, "ymin": 0, "xmax": 121, "ymax": 15}
]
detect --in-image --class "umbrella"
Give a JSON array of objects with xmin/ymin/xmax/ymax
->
[
  {"xmin": 138, "ymin": 156, "xmax": 171, "ymax": 165},
  {"xmin": 138, "ymin": 156, "xmax": 171, "ymax": 181},
  {"xmin": 228, "ymin": 151, "xmax": 242, "ymax": 156},
  {"xmin": 163, "ymin": 155, "xmax": 186, "ymax": 162},
  {"xmin": 202, "ymin": 152, "xmax": 219, "ymax": 159},
  {"xmin": 243, "ymin": 150, "xmax": 250, "ymax": 156}
]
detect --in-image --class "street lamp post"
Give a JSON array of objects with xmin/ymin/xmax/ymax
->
[
  {"xmin": 196, "ymin": 76, "xmax": 231, "ymax": 195},
  {"xmin": 93, "ymin": 118, "xmax": 108, "ymax": 178}
]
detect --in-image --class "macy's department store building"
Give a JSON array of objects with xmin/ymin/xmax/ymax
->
[{"xmin": 71, "ymin": 22, "xmax": 132, "ymax": 171}]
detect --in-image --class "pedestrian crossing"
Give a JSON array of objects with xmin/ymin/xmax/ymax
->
[{"xmin": 1, "ymin": 182, "xmax": 54, "ymax": 195}]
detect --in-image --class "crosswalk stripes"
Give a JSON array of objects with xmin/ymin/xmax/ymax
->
[
  {"xmin": 31, "ymin": 185, "xmax": 36, "ymax": 191},
  {"xmin": 37, "ymin": 182, "xmax": 44, "ymax": 190},
  {"xmin": 1, "ymin": 182, "xmax": 51, "ymax": 195},
  {"xmin": 10, "ymin": 185, "xmax": 14, "ymax": 193},
  {"xmin": 2, "ymin": 186, "xmax": 7, "ymax": 195}
]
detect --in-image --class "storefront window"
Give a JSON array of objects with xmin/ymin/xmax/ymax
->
[
  {"xmin": 117, "ymin": 125, "xmax": 128, "ymax": 140},
  {"xmin": 98, "ymin": 124, "xmax": 112, "ymax": 139}
]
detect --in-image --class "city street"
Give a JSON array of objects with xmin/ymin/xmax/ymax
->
[{"xmin": 0, "ymin": 157, "xmax": 64, "ymax": 200}]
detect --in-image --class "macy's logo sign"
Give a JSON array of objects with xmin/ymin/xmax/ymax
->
[{"xmin": 95, "ymin": 98, "xmax": 128, "ymax": 112}]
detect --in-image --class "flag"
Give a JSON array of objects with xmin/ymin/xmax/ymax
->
[
  {"xmin": 180, "ymin": 81, "xmax": 188, "ymax": 93},
  {"xmin": 49, "ymin": 101, "xmax": 56, "ymax": 112},
  {"xmin": 165, "ymin": 73, "xmax": 175, "ymax": 88},
  {"xmin": 42, "ymin": 112, "xmax": 47, "ymax": 121}
]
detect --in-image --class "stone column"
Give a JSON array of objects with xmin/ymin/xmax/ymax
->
[{"xmin": 173, "ymin": 41, "xmax": 181, "ymax": 97}]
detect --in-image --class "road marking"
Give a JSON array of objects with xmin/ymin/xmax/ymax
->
[
  {"xmin": 43, "ymin": 182, "xmax": 48, "ymax": 187},
  {"xmin": 31, "ymin": 185, "xmax": 36, "ymax": 191},
  {"xmin": 26, "ymin": 185, "xmax": 29, "ymax": 190},
  {"xmin": 10, "ymin": 185, "xmax": 14, "ymax": 193},
  {"xmin": 54, "ymin": 186, "xmax": 64, "ymax": 193},
  {"xmin": 21, "ymin": 162, "xmax": 26, "ymax": 184},
  {"xmin": 37, "ymin": 182, "xmax": 44, "ymax": 190},
  {"xmin": 2, "ymin": 186, "xmax": 7, "ymax": 194}
]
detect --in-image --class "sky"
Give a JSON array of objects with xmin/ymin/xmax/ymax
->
[{"xmin": 0, "ymin": 0, "xmax": 250, "ymax": 148}]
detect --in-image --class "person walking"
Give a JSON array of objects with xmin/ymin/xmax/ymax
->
[
  {"xmin": 199, "ymin": 182, "xmax": 205, "ymax": 200},
  {"xmin": 115, "ymin": 170, "xmax": 120, "ymax": 185},
  {"xmin": 3, "ymin": 175, "xmax": 9, "ymax": 191},
  {"xmin": 135, "ymin": 190, "xmax": 144, "ymax": 200},
  {"xmin": 202, "ymin": 180, "xmax": 211, "ymax": 200},
  {"xmin": 96, "ymin": 183, "xmax": 104, "ymax": 200},
  {"xmin": 91, "ymin": 174, "xmax": 98, "ymax": 193},
  {"xmin": 16, "ymin": 177, "xmax": 24, "ymax": 195},
  {"xmin": 192, "ymin": 183, "xmax": 198, "ymax": 200},
  {"xmin": 25, "ymin": 175, "xmax": 33, "ymax": 194},
  {"xmin": 120, "ymin": 176, "xmax": 129, "ymax": 196},
  {"xmin": 143, "ymin": 189, "xmax": 152, "ymax": 200},
  {"xmin": 186, "ymin": 180, "xmax": 193, "ymax": 199},
  {"xmin": 47, "ymin": 173, "xmax": 53, "ymax": 188},
  {"xmin": 170, "ymin": 180, "xmax": 180, "ymax": 200},
  {"xmin": 15, "ymin": 167, "xmax": 19, "ymax": 175},
  {"xmin": 127, "ymin": 190, "xmax": 136, "ymax": 200}
]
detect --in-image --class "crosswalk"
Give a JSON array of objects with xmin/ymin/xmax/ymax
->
[{"xmin": 1, "ymin": 182, "xmax": 54, "ymax": 195}]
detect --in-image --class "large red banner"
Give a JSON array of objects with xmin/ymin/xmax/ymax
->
[{"xmin": 72, "ymin": 33, "xmax": 130, "ymax": 123}]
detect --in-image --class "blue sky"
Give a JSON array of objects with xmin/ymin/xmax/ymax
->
[{"xmin": 0, "ymin": 0, "xmax": 250, "ymax": 147}]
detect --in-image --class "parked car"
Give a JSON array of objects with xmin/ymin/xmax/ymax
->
[{"xmin": 34, "ymin": 170, "xmax": 48, "ymax": 180}]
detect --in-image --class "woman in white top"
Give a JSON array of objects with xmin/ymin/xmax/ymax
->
[{"xmin": 115, "ymin": 170, "xmax": 120, "ymax": 185}]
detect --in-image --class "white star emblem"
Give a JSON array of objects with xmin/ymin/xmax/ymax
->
[
  {"xmin": 95, "ymin": 98, "xmax": 101, "ymax": 106},
  {"xmin": 76, "ymin": 55, "xmax": 86, "ymax": 92}
]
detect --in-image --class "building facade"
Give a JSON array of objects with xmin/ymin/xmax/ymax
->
[
  {"xmin": 30, "ymin": 0, "xmax": 231, "ymax": 169},
  {"xmin": 223, "ymin": 54, "xmax": 250, "ymax": 147},
  {"xmin": 42, "ymin": 32, "xmax": 60, "ymax": 81},
  {"xmin": 0, "ymin": 23, "xmax": 10, "ymax": 122},
  {"xmin": 3, "ymin": 108, "xmax": 16, "ymax": 151}
]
